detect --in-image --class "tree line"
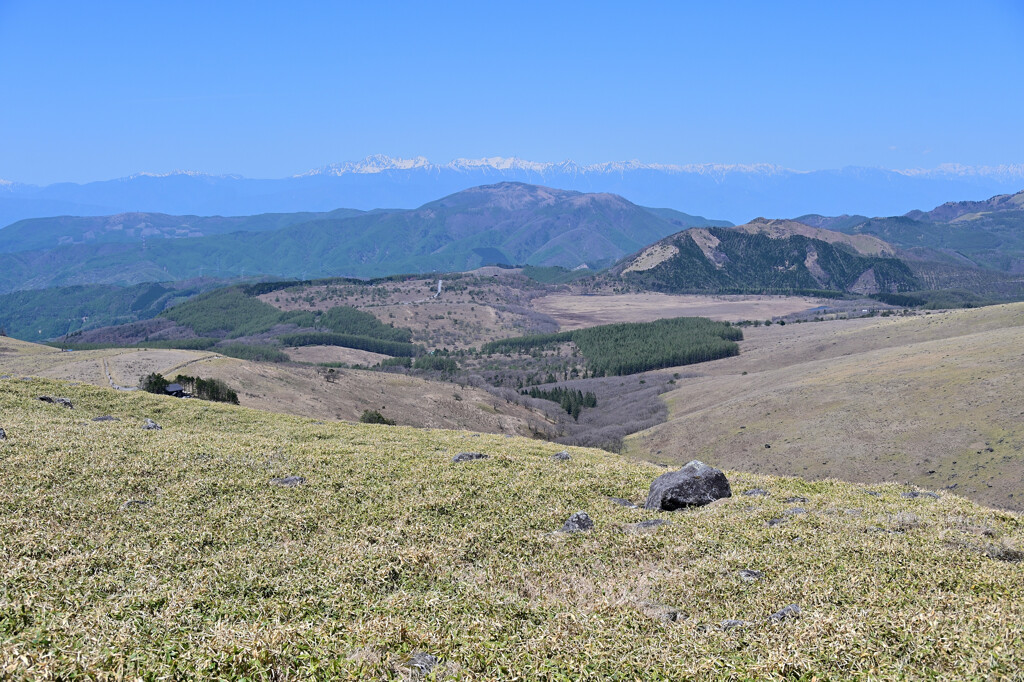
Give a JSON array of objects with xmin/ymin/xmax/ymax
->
[{"xmin": 481, "ymin": 316, "xmax": 742, "ymax": 377}]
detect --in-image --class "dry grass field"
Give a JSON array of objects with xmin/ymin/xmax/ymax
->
[
  {"xmin": 0, "ymin": 339, "xmax": 549, "ymax": 436},
  {"xmin": 624, "ymin": 304, "xmax": 1024, "ymax": 511},
  {"xmin": 1, "ymin": 377, "xmax": 1022, "ymax": 679},
  {"xmin": 282, "ymin": 345, "xmax": 390, "ymax": 365},
  {"xmin": 532, "ymin": 293, "xmax": 827, "ymax": 329}
]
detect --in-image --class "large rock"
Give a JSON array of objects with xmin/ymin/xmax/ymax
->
[{"xmin": 644, "ymin": 460, "xmax": 731, "ymax": 511}]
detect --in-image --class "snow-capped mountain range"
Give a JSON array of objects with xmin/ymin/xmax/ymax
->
[{"xmin": 1, "ymin": 155, "xmax": 1022, "ymax": 228}]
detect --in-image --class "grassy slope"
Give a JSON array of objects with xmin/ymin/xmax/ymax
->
[
  {"xmin": 0, "ymin": 339, "xmax": 544, "ymax": 436},
  {"xmin": 0, "ymin": 378, "xmax": 1022, "ymax": 679},
  {"xmin": 625, "ymin": 303, "xmax": 1024, "ymax": 511}
]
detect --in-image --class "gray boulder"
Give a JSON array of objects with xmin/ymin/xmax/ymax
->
[
  {"xmin": 644, "ymin": 460, "xmax": 731, "ymax": 511},
  {"xmin": 768, "ymin": 604, "xmax": 801, "ymax": 622},
  {"xmin": 141, "ymin": 418, "xmax": 162, "ymax": 430},
  {"xmin": 453, "ymin": 451, "xmax": 487, "ymax": 463},
  {"xmin": 403, "ymin": 652, "xmax": 438, "ymax": 678},
  {"xmin": 737, "ymin": 569, "xmax": 763, "ymax": 582},
  {"xmin": 552, "ymin": 450, "xmax": 571, "ymax": 461},
  {"xmin": 560, "ymin": 511, "xmax": 594, "ymax": 533}
]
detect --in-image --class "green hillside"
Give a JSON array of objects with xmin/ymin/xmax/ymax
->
[
  {"xmin": 0, "ymin": 377, "xmax": 1021, "ymax": 679},
  {"xmin": 0, "ymin": 281, "xmax": 215, "ymax": 342}
]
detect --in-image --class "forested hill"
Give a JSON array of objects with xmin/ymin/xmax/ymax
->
[
  {"xmin": 0, "ymin": 183, "xmax": 728, "ymax": 293},
  {"xmin": 795, "ymin": 189, "xmax": 1024, "ymax": 273},
  {"xmin": 613, "ymin": 226, "xmax": 920, "ymax": 295}
]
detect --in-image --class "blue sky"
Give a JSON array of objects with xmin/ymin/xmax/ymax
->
[{"xmin": 1, "ymin": 0, "xmax": 1022, "ymax": 184}]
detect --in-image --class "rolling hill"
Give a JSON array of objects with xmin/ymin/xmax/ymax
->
[
  {"xmin": 624, "ymin": 302, "xmax": 1024, "ymax": 511},
  {"xmin": 0, "ymin": 374, "xmax": 1021, "ymax": 678}
]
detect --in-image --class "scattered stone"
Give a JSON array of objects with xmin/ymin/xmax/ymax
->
[
  {"xmin": 902, "ymin": 491, "xmax": 940, "ymax": 499},
  {"xmin": 784, "ymin": 507, "xmax": 807, "ymax": 516},
  {"xmin": 981, "ymin": 543, "xmax": 1024, "ymax": 563},
  {"xmin": 720, "ymin": 619, "xmax": 747, "ymax": 630},
  {"xmin": 639, "ymin": 601, "xmax": 681, "ymax": 623},
  {"xmin": 743, "ymin": 488, "xmax": 770, "ymax": 497},
  {"xmin": 845, "ymin": 508, "xmax": 862, "ymax": 516},
  {"xmin": 768, "ymin": 604, "xmax": 801, "ymax": 622},
  {"xmin": 764, "ymin": 444, "xmax": 771, "ymax": 449},
  {"xmin": 552, "ymin": 450, "xmax": 571, "ymax": 461},
  {"xmin": 38, "ymin": 396, "xmax": 73, "ymax": 409},
  {"xmin": 92, "ymin": 415, "xmax": 119, "ymax": 422},
  {"xmin": 120, "ymin": 500, "xmax": 150, "ymax": 510},
  {"xmin": 609, "ymin": 497, "xmax": 638, "ymax": 508},
  {"xmin": 141, "ymin": 418, "xmax": 162, "ymax": 430},
  {"xmin": 644, "ymin": 460, "xmax": 732, "ymax": 511},
  {"xmin": 0, "ymin": 427, "xmax": 5, "ymax": 440},
  {"xmin": 737, "ymin": 569, "xmax": 763, "ymax": 582},
  {"xmin": 784, "ymin": 496, "xmax": 808, "ymax": 503},
  {"xmin": 560, "ymin": 511, "xmax": 594, "ymax": 533},
  {"xmin": 452, "ymin": 451, "xmax": 488, "ymax": 463},
  {"xmin": 864, "ymin": 491, "xmax": 882, "ymax": 497},
  {"xmin": 271, "ymin": 476, "xmax": 306, "ymax": 487},
  {"xmin": 403, "ymin": 652, "xmax": 438, "ymax": 678},
  {"xmin": 766, "ymin": 517, "xmax": 787, "ymax": 527}
]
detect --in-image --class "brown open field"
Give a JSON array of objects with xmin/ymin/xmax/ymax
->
[
  {"xmin": 0, "ymin": 340, "xmax": 551, "ymax": 436},
  {"xmin": 282, "ymin": 345, "xmax": 389, "ymax": 365},
  {"xmin": 532, "ymin": 293, "xmax": 828, "ymax": 329},
  {"xmin": 624, "ymin": 303, "xmax": 1024, "ymax": 510}
]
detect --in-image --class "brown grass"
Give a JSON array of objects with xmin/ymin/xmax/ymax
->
[
  {"xmin": 532, "ymin": 293, "xmax": 827, "ymax": 330},
  {"xmin": 624, "ymin": 303, "xmax": 1024, "ymax": 511}
]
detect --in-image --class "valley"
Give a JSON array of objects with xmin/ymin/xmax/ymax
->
[{"xmin": 624, "ymin": 303, "xmax": 1024, "ymax": 510}]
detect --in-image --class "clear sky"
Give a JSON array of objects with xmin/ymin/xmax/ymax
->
[{"xmin": 1, "ymin": 0, "xmax": 1023, "ymax": 185}]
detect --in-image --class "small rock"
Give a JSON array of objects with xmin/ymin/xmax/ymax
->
[
  {"xmin": 120, "ymin": 500, "xmax": 150, "ymax": 510},
  {"xmin": 902, "ymin": 491, "xmax": 940, "ymax": 500},
  {"xmin": 0, "ymin": 427, "xmax": 5, "ymax": 440},
  {"xmin": 737, "ymin": 569, "xmax": 763, "ymax": 582},
  {"xmin": 764, "ymin": 444, "xmax": 771, "ymax": 449},
  {"xmin": 766, "ymin": 517, "xmax": 787, "ymax": 527},
  {"xmin": 743, "ymin": 488, "xmax": 770, "ymax": 497},
  {"xmin": 644, "ymin": 460, "xmax": 732, "ymax": 511},
  {"xmin": 639, "ymin": 601, "xmax": 681, "ymax": 623},
  {"xmin": 452, "ymin": 451, "xmax": 488, "ymax": 463},
  {"xmin": 625, "ymin": 519, "xmax": 670, "ymax": 532},
  {"xmin": 92, "ymin": 415, "xmax": 119, "ymax": 422},
  {"xmin": 864, "ymin": 491, "xmax": 882, "ymax": 497},
  {"xmin": 403, "ymin": 652, "xmax": 438, "ymax": 677},
  {"xmin": 141, "ymin": 418, "xmax": 162, "ymax": 430},
  {"xmin": 784, "ymin": 507, "xmax": 807, "ymax": 516},
  {"xmin": 720, "ymin": 619, "xmax": 747, "ymax": 630},
  {"xmin": 552, "ymin": 450, "xmax": 571, "ymax": 461},
  {"xmin": 560, "ymin": 511, "xmax": 594, "ymax": 533},
  {"xmin": 38, "ymin": 396, "xmax": 73, "ymax": 409},
  {"xmin": 784, "ymin": 496, "xmax": 808, "ymax": 503},
  {"xmin": 768, "ymin": 604, "xmax": 801, "ymax": 622},
  {"xmin": 609, "ymin": 497, "xmax": 638, "ymax": 508},
  {"xmin": 271, "ymin": 476, "xmax": 306, "ymax": 487}
]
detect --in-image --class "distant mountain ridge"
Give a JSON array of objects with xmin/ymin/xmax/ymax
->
[
  {"xmin": 3, "ymin": 155, "xmax": 1024, "ymax": 228},
  {"xmin": 0, "ymin": 183, "xmax": 727, "ymax": 293},
  {"xmin": 795, "ymin": 189, "xmax": 1024, "ymax": 274}
]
